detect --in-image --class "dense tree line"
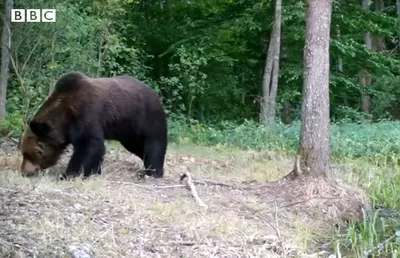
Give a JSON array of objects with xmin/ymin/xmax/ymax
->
[{"xmin": 0, "ymin": 0, "xmax": 399, "ymax": 135}]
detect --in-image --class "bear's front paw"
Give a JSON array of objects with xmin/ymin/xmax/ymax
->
[
  {"xmin": 59, "ymin": 172, "xmax": 79, "ymax": 181},
  {"xmin": 59, "ymin": 173, "xmax": 67, "ymax": 181},
  {"xmin": 136, "ymin": 169, "xmax": 149, "ymax": 180}
]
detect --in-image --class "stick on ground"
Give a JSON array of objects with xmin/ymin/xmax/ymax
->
[{"xmin": 180, "ymin": 172, "xmax": 208, "ymax": 208}]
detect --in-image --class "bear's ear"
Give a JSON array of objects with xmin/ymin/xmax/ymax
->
[{"xmin": 29, "ymin": 121, "xmax": 51, "ymax": 137}]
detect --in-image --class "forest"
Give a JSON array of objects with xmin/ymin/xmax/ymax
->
[{"xmin": 1, "ymin": 0, "xmax": 400, "ymax": 257}]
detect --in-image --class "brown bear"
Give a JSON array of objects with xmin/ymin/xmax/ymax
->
[{"xmin": 19, "ymin": 71, "xmax": 168, "ymax": 179}]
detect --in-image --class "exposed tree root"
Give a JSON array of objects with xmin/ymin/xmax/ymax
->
[{"xmin": 256, "ymin": 173, "xmax": 372, "ymax": 224}]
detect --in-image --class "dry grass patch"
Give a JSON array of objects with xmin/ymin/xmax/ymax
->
[
  {"xmin": 165, "ymin": 143, "xmax": 293, "ymax": 185},
  {"xmin": 0, "ymin": 139, "xmax": 370, "ymax": 257}
]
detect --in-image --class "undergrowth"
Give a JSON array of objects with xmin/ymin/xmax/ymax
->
[
  {"xmin": 330, "ymin": 161, "xmax": 400, "ymax": 257},
  {"xmin": 169, "ymin": 117, "xmax": 400, "ymax": 164}
]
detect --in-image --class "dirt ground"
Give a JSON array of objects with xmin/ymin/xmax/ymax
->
[{"xmin": 0, "ymin": 139, "xmax": 370, "ymax": 258}]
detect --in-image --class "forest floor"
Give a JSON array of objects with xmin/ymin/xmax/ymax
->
[{"xmin": 0, "ymin": 139, "xmax": 370, "ymax": 258}]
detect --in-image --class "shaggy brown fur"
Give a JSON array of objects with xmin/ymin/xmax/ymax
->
[{"xmin": 20, "ymin": 72, "xmax": 168, "ymax": 179}]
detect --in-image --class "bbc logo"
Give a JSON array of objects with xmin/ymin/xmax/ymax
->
[{"xmin": 11, "ymin": 9, "xmax": 56, "ymax": 22}]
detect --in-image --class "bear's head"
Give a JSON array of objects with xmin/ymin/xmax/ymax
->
[{"xmin": 19, "ymin": 120, "xmax": 68, "ymax": 177}]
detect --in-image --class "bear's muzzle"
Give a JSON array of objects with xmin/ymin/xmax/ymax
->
[{"xmin": 20, "ymin": 159, "xmax": 40, "ymax": 177}]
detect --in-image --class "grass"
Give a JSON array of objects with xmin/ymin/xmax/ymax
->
[
  {"xmin": 1, "ymin": 119, "xmax": 400, "ymax": 257},
  {"xmin": 0, "ymin": 141, "xmax": 307, "ymax": 257}
]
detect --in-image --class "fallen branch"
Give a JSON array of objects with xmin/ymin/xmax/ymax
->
[
  {"xmin": 106, "ymin": 178, "xmax": 235, "ymax": 190},
  {"xmin": 180, "ymin": 172, "xmax": 208, "ymax": 208},
  {"xmin": 158, "ymin": 240, "xmax": 196, "ymax": 246},
  {"xmin": 106, "ymin": 180, "xmax": 187, "ymax": 189},
  {"xmin": 197, "ymin": 179, "xmax": 237, "ymax": 188}
]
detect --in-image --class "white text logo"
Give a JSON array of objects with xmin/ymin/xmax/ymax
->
[{"xmin": 11, "ymin": 9, "xmax": 56, "ymax": 22}]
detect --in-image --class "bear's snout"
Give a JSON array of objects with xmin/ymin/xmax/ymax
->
[{"xmin": 20, "ymin": 159, "xmax": 40, "ymax": 177}]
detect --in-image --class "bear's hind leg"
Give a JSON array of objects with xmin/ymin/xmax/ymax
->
[
  {"xmin": 63, "ymin": 138, "xmax": 105, "ymax": 179},
  {"xmin": 120, "ymin": 140, "xmax": 150, "ymax": 178},
  {"xmin": 143, "ymin": 138, "xmax": 167, "ymax": 178}
]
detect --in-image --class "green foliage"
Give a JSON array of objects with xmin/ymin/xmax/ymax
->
[
  {"xmin": 5, "ymin": 0, "xmax": 400, "ymax": 125},
  {"xmin": 159, "ymin": 44, "xmax": 209, "ymax": 116},
  {"xmin": 0, "ymin": 112, "xmax": 24, "ymax": 136},
  {"xmin": 168, "ymin": 118, "xmax": 400, "ymax": 164}
]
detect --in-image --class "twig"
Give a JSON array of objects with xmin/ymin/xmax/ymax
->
[
  {"xmin": 106, "ymin": 178, "xmax": 233, "ymax": 189},
  {"xmin": 274, "ymin": 201, "xmax": 281, "ymax": 239},
  {"xmin": 246, "ymin": 206, "xmax": 280, "ymax": 237},
  {"xmin": 106, "ymin": 180, "xmax": 187, "ymax": 189},
  {"xmin": 196, "ymin": 179, "xmax": 236, "ymax": 188},
  {"xmin": 159, "ymin": 240, "xmax": 196, "ymax": 246},
  {"xmin": 10, "ymin": 137, "xmax": 19, "ymax": 144},
  {"xmin": 180, "ymin": 172, "xmax": 208, "ymax": 208},
  {"xmin": 42, "ymin": 188, "xmax": 92, "ymax": 200},
  {"xmin": 279, "ymin": 196, "xmax": 337, "ymax": 209},
  {"xmin": 138, "ymin": 237, "xmax": 143, "ymax": 257}
]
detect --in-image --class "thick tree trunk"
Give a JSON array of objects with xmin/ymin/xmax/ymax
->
[
  {"xmin": 290, "ymin": 0, "xmax": 333, "ymax": 178},
  {"xmin": 0, "ymin": 0, "xmax": 13, "ymax": 122},
  {"xmin": 260, "ymin": 0, "xmax": 282, "ymax": 124}
]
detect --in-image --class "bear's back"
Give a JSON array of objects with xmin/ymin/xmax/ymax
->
[{"xmin": 54, "ymin": 72, "xmax": 158, "ymax": 101}]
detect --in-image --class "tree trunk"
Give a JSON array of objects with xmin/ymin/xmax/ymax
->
[
  {"xmin": 372, "ymin": 0, "xmax": 386, "ymax": 53},
  {"xmin": 336, "ymin": 26, "xmax": 343, "ymax": 73},
  {"xmin": 360, "ymin": 0, "xmax": 371, "ymax": 115},
  {"xmin": 289, "ymin": 0, "xmax": 333, "ymax": 178},
  {"xmin": 397, "ymin": 0, "xmax": 400, "ymax": 40},
  {"xmin": 260, "ymin": 30, "xmax": 275, "ymax": 122},
  {"xmin": 0, "ymin": 0, "xmax": 13, "ymax": 122},
  {"xmin": 260, "ymin": 0, "xmax": 282, "ymax": 125},
  {"xmin": 282, "ymin": 100, "xmax": 291, "ymax": 124},
  {"xmin": 359, "ymin": 0, "xmax": 386, "ymax": 116},
  {"xmin": 268, "ymin": 0, "xmax": 282, "ymax": 121}
]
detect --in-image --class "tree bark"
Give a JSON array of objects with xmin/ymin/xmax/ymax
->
[
  {"xmin": 260, "ymin": 0, "xmax": 282, "ymax": 125},
  {"xmin": 359, "ymin": 0, "xmax": 372, "ymax": 115},
  {"xmin": 0, "ymin": 0, "xmax": 13, "ymax": 122},
  {"xmin": 268, "ymin": 0, "xmax": 282, "ymax": 121},
  {"xmin": 372, "ymin": 0, "xmax": 386, "ymax": 53},
  {"xmin": 397, "ymin": 0, "xmax": 400, "ymax": 40},
  {"xmin": 260, "ymin": 29, "xmax": 275, "ymax": 122},
  {"xmin": 336, "ymin": 25, "xmax": 343, "ymax": 73},
  {"xmin": 289, "ymin": 0, "xmax": 333, "ymax": 178},
  {"xmin": 282, "ymin": 100, "xmax": 291, "ymax": 124}
]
